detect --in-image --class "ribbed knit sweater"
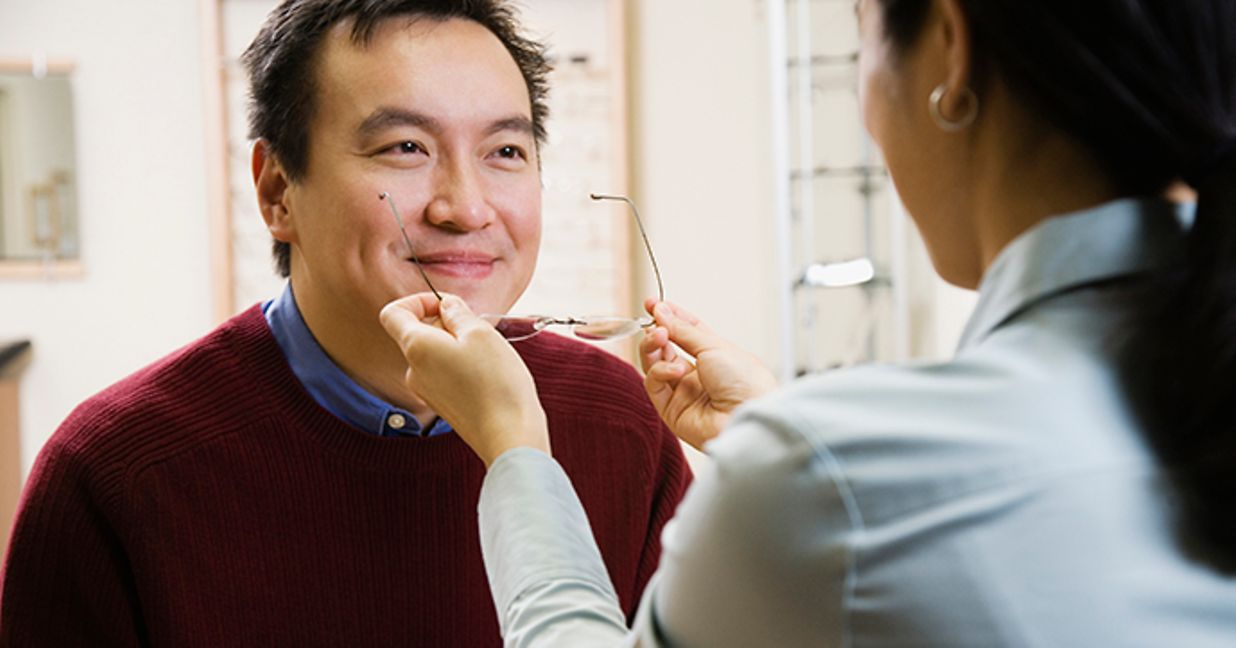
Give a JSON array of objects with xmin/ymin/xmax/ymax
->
[{"xmin": 0, "ymin": 306, "xmax": 691, "ymax": 646}]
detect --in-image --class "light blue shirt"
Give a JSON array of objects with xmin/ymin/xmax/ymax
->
[
  {"xmin": 263, "ymin": 284, "xmax": 453, "ymax": 438},
  {"xmin": 476, "ymin": 197, "xmax": 1236, "ymax": 646}
]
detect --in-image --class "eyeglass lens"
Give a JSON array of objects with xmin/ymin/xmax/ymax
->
[
  {"xmin": 487, "ymin": 193, "xmax": 660, "ymax": 342},
  {"xmin": 482, "ymin": 315, "xmax": 652, "ymax": 342}
]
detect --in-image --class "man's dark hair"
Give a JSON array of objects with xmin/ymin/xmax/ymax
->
[{"xmin": 241, "ymin": 0, "xmax": 551, "ymax": 278}]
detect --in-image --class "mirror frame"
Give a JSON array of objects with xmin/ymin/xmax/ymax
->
[{"xmin": 0, "ymin": 56, "xmax": 83, "ymax": 279}]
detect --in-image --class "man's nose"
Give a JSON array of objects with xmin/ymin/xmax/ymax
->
[{"xmin": 425, "ymin": 161, "xmax": 496, "ymax": 232}]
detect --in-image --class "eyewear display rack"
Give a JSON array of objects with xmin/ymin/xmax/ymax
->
[{"xmin": 767, "ymin": 0, "xmax": 911, "ymax": 380}]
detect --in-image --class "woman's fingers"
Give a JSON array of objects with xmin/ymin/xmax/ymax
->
[
  {"xmin": 646, "ymin": 358, "xmax": 690, "ymax": 383},
  {"xmin": 651, "ymin": 301, "xmax": 727, "ymax": 358},
  {"xmin": 644, "ymin": 297, "xmax": 702, "ymax": 326},
  {"xmin": 643, "ymin": 356, "xmax": 692, "ymax": 426},
  {"xmin": 379, "ymin": 293, "xmax": 454, "ymax": 354},
  {"xmin": 644, "ymin": 361, "xmax": 694, "ymax": 419},
  {"xmin": 640, "ymin": 326, "xmax": 679, "ymax": 372},
  {"xmin": 384, "ymin": 292, "xmax": 447, "ymax": 322},
  {"xmin": 381, "ymin": 292, "xmax": 550, "ymax": 467},
  {"xmin": 435, "ymin": 295, "xmax": 493, "ymax": 339},
  {"xmin": 643, "ymin": 372, "xmax": 673, "ymax": 420}
]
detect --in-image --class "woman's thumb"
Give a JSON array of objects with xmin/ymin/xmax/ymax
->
[
  {"xmin": 438, "ymin": 295, "xmax": 484, "ymax": 335},
  {"xmin": 379, "ymin": 302, "xmax": 420, "ymax": 347}
]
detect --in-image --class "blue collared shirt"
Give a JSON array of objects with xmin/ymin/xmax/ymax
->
[{"xmin": 263, "ymin": 284, "xmax": 453, "ymax": 438}]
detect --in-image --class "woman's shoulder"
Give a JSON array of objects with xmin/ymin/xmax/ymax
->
[
  {"xmin": 749, "ymin": 354, "xmax": 1038, "ymax": 435},
  {"xmin": 752, "ymin": 325, "xmax": 1131, "ymax": 442},
  {"xmin": 712, "ymin": 351, "xmax": 1152, "ymax": 523}
]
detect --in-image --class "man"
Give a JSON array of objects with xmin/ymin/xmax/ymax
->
[{"xmin": 0, "ymin": 1, "xmax": 690, "ymax": 644}]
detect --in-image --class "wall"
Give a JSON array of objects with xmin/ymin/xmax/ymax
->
[
  {"xmin": 628, "ymin": 0, "xmax": 781, "ymax": 373},
  {"xmin": 0, "ymin": 0, "xmax": 214, "ymax": 475}
]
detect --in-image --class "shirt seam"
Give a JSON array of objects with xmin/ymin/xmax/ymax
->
[
  {"xmin": 504, "ymin": 568, "xmax": 623, "ymax": 617},
  {"xmin": 776, "ymin": 404, "xmax": 868, "ymax": 648}
]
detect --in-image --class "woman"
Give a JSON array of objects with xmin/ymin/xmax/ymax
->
[{"xmin": 380, "ymin": 0, "xmax": 1236, "ymax": 645}]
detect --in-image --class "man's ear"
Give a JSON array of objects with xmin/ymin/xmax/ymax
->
[{"xmin": 252, "ymin": 139, "xmax": 297, "ymax": 244}]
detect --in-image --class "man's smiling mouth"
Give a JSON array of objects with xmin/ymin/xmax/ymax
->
[{"xmin": 412, "ymin": 251, "xmax": 497, "ymax": 279}]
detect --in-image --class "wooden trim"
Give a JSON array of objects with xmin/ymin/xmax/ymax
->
[
  {"xmin": 200, "ymin": 0, "xmax": 234, "ymax": 324},
  {"xmin": 0, "ymin": 260, "xmax": 85, "ymax": 279},
  {"xmin": 0, "ymin": 58, "xmax": 75, "ymax": 75},
  {"xmin": 608, "ymin": 0, "xmax": 637, "ymax": 364},
  {"xmin": 0, "ymin": 379, "xmax": 22, "ymax": 560},
  {"xmin": 609, "ymin": 0, "xmax": 633, "ymax": 303}
]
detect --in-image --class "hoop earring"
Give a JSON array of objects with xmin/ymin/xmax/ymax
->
[{"xmin": 929, "ymin": 84, "xmax": 978, "ymax": 132}]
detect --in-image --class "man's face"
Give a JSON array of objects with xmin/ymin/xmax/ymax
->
[{"xmin": 281, "ymin": 17, "xmax": 542, "ymax": 326}]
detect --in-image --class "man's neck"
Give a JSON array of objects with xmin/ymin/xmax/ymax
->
[{"xmin": 292, "ymin": 281, "xmax": 439, "ymax": 429}]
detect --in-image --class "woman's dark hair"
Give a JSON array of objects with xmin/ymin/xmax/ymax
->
[
  {"xmin": 240, "ymin": 0, "xmax": 551, "ymax": 278},
  {"xmin": 877, "ymin": 0, "xmax": 1236, "ymax": 565}
]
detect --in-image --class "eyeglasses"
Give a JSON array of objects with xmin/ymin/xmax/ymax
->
[
  {"xmin": 379, "ymin": 192, "xmax": 664, "ymax": 343},
  {"xmin": 380, "ymin": 191, "xmax": 443, "ymax": 301}
]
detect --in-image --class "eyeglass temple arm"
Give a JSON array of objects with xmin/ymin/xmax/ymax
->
[
  {"xmin": 589, "ymin": 193, "xmax": 665, "ymax": 304},
  {"xmin": 379, "ymin": 192, "xmax": 442, "ymax": 301}
]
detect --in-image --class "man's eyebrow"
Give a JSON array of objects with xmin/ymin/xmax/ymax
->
[
  {"xmin": 485, "ymin": 116, "xmax": 535, "ymax": 137},
  {"xmin": 356, "ymin": 109, "xmax": 533, "ymax": 140},
  {"xmin": 356, "ymin": 107, "xmax": 441, "ymax": 138}
]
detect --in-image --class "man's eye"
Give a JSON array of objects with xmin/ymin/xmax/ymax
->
[
  {"xmin": 495, "ymin": 145, "xmax": 525, "ymax": 160},
  {"xmin": 387, "ymin": 141, "xmax": 425, "ymax": 155}
]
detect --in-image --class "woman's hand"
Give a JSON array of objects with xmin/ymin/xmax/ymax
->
[
  {"xmin": 380, "ymin": 293, "xmax": 549, "ymax": 467},
  {"xmin": 640, "ymin": 299, "xmax": 778, "ymax": 451}
]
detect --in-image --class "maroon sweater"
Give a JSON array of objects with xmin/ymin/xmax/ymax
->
[{"xmin": 0, "ymin": 306, "xmax": 690, "ymax": 646}]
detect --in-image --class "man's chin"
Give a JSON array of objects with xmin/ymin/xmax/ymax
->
[{"xmin": 416, "ymin": 290, "xmax": 513, "ymax": 318}]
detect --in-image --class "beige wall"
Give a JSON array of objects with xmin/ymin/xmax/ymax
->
[
  {"xmin": 628, "ymin": 0, "xmax": 781, "ymax": 373},
  {"xmin": 0, "ymin": 0, "xmax": 215, "ymax": 475}
]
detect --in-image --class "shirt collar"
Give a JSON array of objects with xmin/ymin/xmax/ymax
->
[
  {"xmin": 957, "ymin": 197, "xmax": 1191, "ymax": 352},
  {"xmin": 263, "ymin": 283, "xmax": 453, "ymax": 438}
]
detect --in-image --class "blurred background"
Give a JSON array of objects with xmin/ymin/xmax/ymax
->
[{"xmin": 0, "ymin": 0, "xmax": 978, "ymax": 553}]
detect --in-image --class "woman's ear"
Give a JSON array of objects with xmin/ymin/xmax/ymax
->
[
  {"xmin": 934, "ymin": 0, "xmax": 975, "ymax": 118},
  {"xmin": 252, "ymin": 139, "xmax": 296, "ymax": 244}
]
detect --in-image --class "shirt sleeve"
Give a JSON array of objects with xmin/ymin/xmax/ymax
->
[
  {"xmin": 478, "ymin": 401, "xmax": 858, "ymax": 647},
  {"xmin": 629, "ymin": 420, "xmax": 691, "ymax": 616},
  {"xmin": 478, "ymin": 447, "xmax": 636, "ymax": 647},
  {"xmin": 648, "ymin": 405, "xmax": 856, "ymax": 646},
  {"xmin": 0, "ymin": 439, "xmax": 146, "ymax": 646}
]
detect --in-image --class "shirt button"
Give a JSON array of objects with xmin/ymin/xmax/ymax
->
[{"xmin": 386, "ymin": 413, "xmax": 407, "ymax": 430}]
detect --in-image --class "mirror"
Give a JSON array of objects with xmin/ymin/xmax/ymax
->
[{"xmin": 0, "ymin": 60, "xmax": 79, "ymax": 265}]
